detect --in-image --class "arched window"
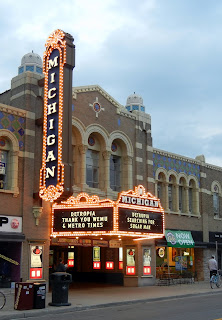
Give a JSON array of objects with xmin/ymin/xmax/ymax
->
[
  {"xmin": 179, "ymin": 177, "xmax": 186, "ymax": 213},
  {"xmin": 168, "ymin": 174, "xmax": 176, "ymax": 212},
  {"xmin": 189, "ymin": 179, "xmax": 199, "ymax": 215},
  {"xmin": 213, "ymin": 185, "xmax": 220, "ymax": 218},
  {"xmin": 0, "ymin": 130, "xmax": 19, "ymax": 196},
  {"xmin": 157, "ymin": 172, "xmax": 166, "ymax": 209},
  {"xmin": 0, "ymin": 148, "xmax": 7, "ymax": 189},
  {"xmin": 86, "ymin": 135, "xmax": 100, "ymax": 188}
]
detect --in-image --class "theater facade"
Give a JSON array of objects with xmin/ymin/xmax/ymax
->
[{"xmin": 0, "ymin": 29, "xmax": 222, "ymax": 287}]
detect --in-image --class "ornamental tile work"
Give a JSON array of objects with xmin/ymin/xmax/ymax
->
[
  {"xmin": 153, "ymin": 153, "xmax": 200, "ymax": 181},
  {"xmin": 0, "ymin": 111, "xmax": 25, "ymax": 150}
]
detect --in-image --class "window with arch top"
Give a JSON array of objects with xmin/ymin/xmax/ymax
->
[
  {"xmin": 213, "ymin": 184, "xmax": 220, "ymax": 218},
  {"xmin": 0, "ymin": 130, "xmax": 19, "ymax": 196}
]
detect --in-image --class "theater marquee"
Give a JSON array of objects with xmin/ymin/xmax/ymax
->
[{"xmin": 51, "ymin": 185, "xmax": 165, "ymax": 239}]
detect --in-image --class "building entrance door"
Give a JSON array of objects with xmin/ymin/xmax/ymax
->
[{"xmin": 49, "ymin": 245, "xmax": 124, "ymax": 286}]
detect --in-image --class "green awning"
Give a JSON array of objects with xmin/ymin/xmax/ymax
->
[{"xmin": 165, "ymin": 230, "xmax": 194, "ymax": 248}]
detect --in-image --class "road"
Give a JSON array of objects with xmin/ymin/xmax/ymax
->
[{"xmin": 12, "ymin": 293, "xmax": 222, "ymax": 320}]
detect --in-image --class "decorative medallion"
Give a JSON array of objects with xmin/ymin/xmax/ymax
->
[
  {"xmin": 111, "ymin": 142, "xmax": 117, "ymax": 152},
  {"xmin": 0, "ymin": 139, "xmax": 6, "ymax": 147},
  {"xmin": 88, "ymin": 136, "xmax": 95, "ymax": 146},
  {"xmin": 214, "ymin": 185, "xmax": 219, "ymax": 192},
  {"xmin": 89, "ymin": 97, "xmax": 104, "ymax": 118}
]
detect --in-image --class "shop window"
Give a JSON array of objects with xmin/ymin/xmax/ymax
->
[
  {"xmin": 213, "ymin": 185, "xmax": 220, "ymax": 218},
  {"xmin": 86, "ymin": 149, "xmax": 99, "ymax": 188},
  {"xmin": 126, "ymin": 248, "xmax": 136, "ymax": 275},
  {"xmin": 110, "ymin": 155, "xmax": 121, "ymax": 192}
]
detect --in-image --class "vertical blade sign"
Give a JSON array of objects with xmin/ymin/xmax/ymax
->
[{"xmin": 39, "ymin": 29, "xmax": 74, "ymax": 202}]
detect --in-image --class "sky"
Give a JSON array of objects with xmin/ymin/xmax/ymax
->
[{"xmin": 1, "ymin": 0, "xmax": 222, "ymax": 166}]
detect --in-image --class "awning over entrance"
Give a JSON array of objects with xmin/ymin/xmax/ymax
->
[{"xmin": 165, "ymin": 230, "xmax": 194, "ymax": 248}]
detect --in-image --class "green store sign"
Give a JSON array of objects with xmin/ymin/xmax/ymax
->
[{"xmin": 165, "ymin": 230, "xmax": 194, "ymax": 248}]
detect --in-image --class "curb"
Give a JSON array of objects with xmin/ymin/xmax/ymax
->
[{"xmin": 1, "ymin": 289, "xmax": 222, "ymax": 320}]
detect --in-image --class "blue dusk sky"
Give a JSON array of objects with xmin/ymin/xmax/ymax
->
[{"xmin": 0, "ymin": 0, "xmax": 222, "ymax": 166}]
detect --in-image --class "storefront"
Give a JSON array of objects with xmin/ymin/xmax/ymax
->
[
  {"xmin": 156, "ymin": 229, "xmax": 195, "ymax": 278},
  {"xmin": 0, "ymin": 215, "xmax": 24, "ymax": 287},
  {"xmin": 209, "ymin": 232, "xmax": 222, "ymax": 270}
]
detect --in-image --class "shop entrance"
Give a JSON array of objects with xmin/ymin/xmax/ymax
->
[
  {"xmin": 50, "ymin": 244, "xmax": 124, "ymax": 286},
  {"xmin": 0, "ymin": 241, "xmax": 21, "ymax": 288}
]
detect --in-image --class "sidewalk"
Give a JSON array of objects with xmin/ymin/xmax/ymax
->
[{"xmin": 1, "ymin": 281, "xmax": 222, "ymax": 320}]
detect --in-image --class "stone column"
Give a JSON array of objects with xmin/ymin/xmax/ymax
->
[
  {"xmin": 102, "ymin": 150, "xmax": 111, "ymax": 192},
  {"xmin": 123, "ymin": 155, "xmax": 133, "ymax": 190},
  {"xmin": 11, "ymin": 150, "xmax": 19, "ymax": 196},
  {"xmin": 78, "ymin": 144, "xmax": 88, "ymax": 190},
  {"xmin": 184, "ymin": 186, "xmax": 189, "ymax": 213},
  {"xmin": 175, "ymin": 185, "xmax": 179, "ymax": 212},
  {"xmin": 164, "ymin": 182, "xmax": 169, "ymax": 211}
]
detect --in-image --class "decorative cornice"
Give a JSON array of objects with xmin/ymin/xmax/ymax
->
[
  {"xmin": 153, "ymin": 148, "xmax": 200, "ymax": 165},
  {"xmin": 153, "ymin": 148, "xmax": 222, "ymax": 172},
  {"xmin": 0, "ymin": 103, "xmax": 26, "ymax": 118}
]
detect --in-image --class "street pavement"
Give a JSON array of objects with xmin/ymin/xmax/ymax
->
[{"xmin": 1, "ymin": 280, "xmax": 222, "ymax": 320}]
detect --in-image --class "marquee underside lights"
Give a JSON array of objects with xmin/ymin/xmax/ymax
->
[
  {"xmin": 51, "ymin": 185, "xmax": 165, "ymax": 239},
  {"xmin": 39, "ymin": 29, "xmax": 75, "ymax": 202}
]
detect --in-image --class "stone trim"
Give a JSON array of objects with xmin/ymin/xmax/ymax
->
[
  {"xmin": 147, "ymin": 177, "xmax": 155, "ymax": 183},
  {"xmin": 147, "ymin": 160, "xmax": 153, "ymax": 165},
  {"xmin": 165, "ymin": 210, "xmax": 201, "ymax": 218},
  {"xmin": 26, "ymin": 111, "xmax": 35, "ymax": 120},
  {"xmin": 147, "ymin": 146, "xmax": 153, "ymax": 152},
  {"xmin": 136, "ymin": 175, "xmax": 143, "ymax": 180},
  {"xmin": 200, "ymin": 172, "xmax": 207, "ymax": 178},
  {"xmin": 136, "ymin": 142, "xmax": 142, "ymax": 149},
  {"xmin": 19, "ymin": 151, "xmax": 35, "ymax": 159},
  {"xmin": 25, "ymin": 129, "xmax": 35, "ymax": 136},
  {"xmin": 199, "ymin": 188, "xmax": 211, "ymax": 195},
  {"xmin": 0, "ymin": 103, "xmax": 26, "ymax": 118},
  {"xmin": 136, "ymin": 157, "xmax": 143, "ymax": 162},
  {"xmin": 11, "ymin": 90, "xmax": 37, "ymax": 101}
]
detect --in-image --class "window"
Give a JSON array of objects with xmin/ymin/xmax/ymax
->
[
  {"xmin": 157, "ymin": 182, "xmax": 162, "ymax": 201},
  {"xmin": 36, "ymin": 67, "xmax": 43, "ymax": 74},
  {"xmin": 110, "ymin": 155, "xmax": 121, "ymax": 191},
  {"xmin": 189, "ymin": 180, "xmax": 196, "ymax": 214},
  {"xmin": 179, "ymin": 178, "xmax": 186, "ymax": 212},
  {"xmin": 26, "ymin": 65, "xmax": 34, "ymax": 72},
  {"xmin": 0, "ymin": 131, "xmax": 19, "ymax": 196},
  {"xmin": 168, "ymin": 184, "xmax": 173, "ymax": 211},
  {"xmin": 168, "ymin": 175, "xmax": 176, "ymax": 212},
  {"xmin": 157, "ymin": 172, "xmax": 166, "ymax": 209},
  {"xmin": 213, "ymin": 185, "xmax": 220, "ymax": 218},
  {"xmin": 0, "ymin": 150, "xmax": 7, "ymax": 189},
  {"xmin": 19, "ymin": 66, "xmax": 24, "ymax": 74},
  {"xmin": 86, "ymin": 149, "xmax": 99, "ymax": 188}
]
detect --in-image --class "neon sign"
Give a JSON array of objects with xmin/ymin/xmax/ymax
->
[
  {"xmin": 51, "ymin": 185, "xmax": 165, "ymax": 239},
  {"xmin": 39, "ymin": 29, "xmax": 75, "ymax": 202}
]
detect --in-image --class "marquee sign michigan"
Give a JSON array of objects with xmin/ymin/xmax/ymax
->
[{"xmin": 39, "ymin": 29, "xmax": 75, "ymax": 202}]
